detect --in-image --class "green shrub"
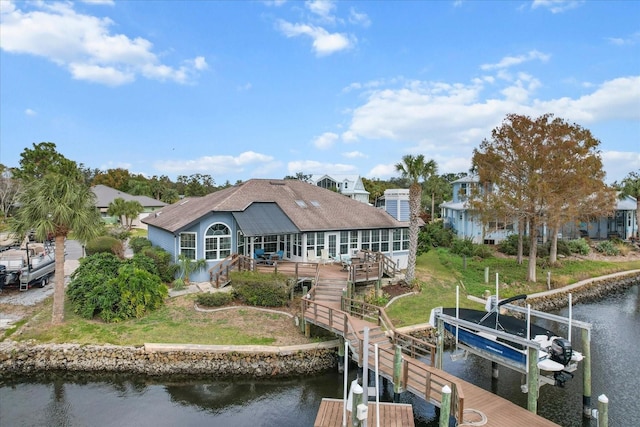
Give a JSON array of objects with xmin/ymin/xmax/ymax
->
[
  {"xmin": 196, "ymin": 292, "xmax": 233, "ymax": 307},
  {"xmin": 98, "ymin": 264, "xmax": 168, "ymax": 323},
  {"xmin": 68, "ymin": 253, "xmax": 167, "ymax": 322},
  {"xmin": 595, "ymin": 240, "xmax": 620, "ymax": 256},
  {"xmin": 498, "ymin": 234, "xmax": 529, "ymax": 256},
  {"xmin": 230, "ymin": 271, "xmax": 291, "ymax": 307},
  {"xmin": 450, "ymin": 237, "xmax": 475, "ymax": 257},
  {"xmin": 567, "ymin": 238, "xmax": 590, "ymax": 255},
  {"xmin": 418, "ymin": 222, "xmax": 455, "ymax": 255},
  {"xmin": 472, "ymin": 244, "xmax": 494, "ymax": 259},
  {"xmin": 129, "ymin": 236, "xmax": 152, "ymax": 254},
  {"xmin": 128, "ymin": 253, "xmax": 159, "ymax": 277},
  {"xmin": 142, "ymin": 246, "xmax": 179, "ymax": 282},
  {"xmin": 86, "ymin": 236, "xmax": 124, "ymax": 258}
]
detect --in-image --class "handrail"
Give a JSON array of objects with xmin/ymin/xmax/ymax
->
[{"xmin": 302, "ymin": 295, "xmax": 464, "ymax": 422}]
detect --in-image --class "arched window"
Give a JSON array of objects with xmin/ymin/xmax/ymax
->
[{"xmin": 205, "ymin": 223, "xmax": 231, "ymax": 260}]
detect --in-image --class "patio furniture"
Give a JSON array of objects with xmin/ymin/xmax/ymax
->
[
  {"xmin": 267, "ymin": 250, "xmax": 284, "ymax": 265},
  {"xmin": 254, "ymin": 249, "xmax": 266, "ymax": 264},
  {"xmin": 320, "ymin": 249, "xmax": 334, "ymax": 264},
  {"xmin": 307, "ymin": 249, "xmax": 319, "ymax": 263},
  {"xmin": 339, "ymin": 254, "xmax": 351, "ymax": 271}
]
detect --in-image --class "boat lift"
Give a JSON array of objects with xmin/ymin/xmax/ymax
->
[{"xmin": 432, "ymin": 289, "xmax": 593, "ymax": 416}]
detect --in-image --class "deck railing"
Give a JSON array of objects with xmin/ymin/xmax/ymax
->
[{"xmin": 302, "ymin": 296, "xmax": 464, "ymax": 423}]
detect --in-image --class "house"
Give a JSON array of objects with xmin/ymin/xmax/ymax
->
[
  {"xmin": 142, "ymin": 179, "xmax": 410, "ymax": 282},
  {"xmin": 92, "ymin": 184, "xmax": 167, "ymax": 229},
  {"xmin": 309, "ymin": 174, "xmax": 370, "ymax": 204},
  {"xmin": 375, "ymin": 189, "xmax": 410, "ymax": 221},
  {"xmin": 441, "ymin": 177, "xmax": 638, "ymax": 243},
  {"xmin": 440, "ymin": 176, "xmax": 514, "ymax": 244},
  {"xmin": 559, "ymin": 193, "xmax": 638, "ymax": 240}
]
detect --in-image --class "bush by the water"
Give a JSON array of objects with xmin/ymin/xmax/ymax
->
[
  {"xmin": 85, "ymin": 235, "xmax": 124, "ymax": 258},
  {"xmin": 67, "ymin": 253, "xmax": 168, "ymax": 322},
  {"xmin": 196, "ymin": 292, "xmax": 233, "ymax": 307},
  {"xmin": 567, "ymin": 238, "xmax": 590, "ymax": 255},
  {"xmin": 230, "ymin": 271, "xmax": 291, "ymax": 307},
  {"xmin": 595, "ymin": 240, "xmax": 621, "ymax": 256}
]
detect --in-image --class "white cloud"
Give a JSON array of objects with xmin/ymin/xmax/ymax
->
[
  {"xmin": 342, "ymin": 151, "xmax": 366, "ymax": 159},
  {"xmin": 367, "ymin": 163, "xmax": 397, "ymax": 179},
  {"xmin": 277, "ymin": 20, "xmax": 352, "ymax": 56},
  {"xmin": 155, "ymin": 152, "xmax": 276, "ymax": 175},
  {"xmin": 348, "ymin": 8, "xmax": 370, "ymax": 27},
  {"xmin": 531, "ymin": 1, "xmax": 584, "ymax": 14},
  {"xmin": 312, "ymin": 132, "xmax": 339, "ymax": 149},
  {"xmin": 288, "ymin": 160, "xmax": 356, "ymax": 174},
  {"xmin": 342, "ymin": 74, "xmax": 640, "ymax": 170},
  {"xmin": 481, "ymin": 50, "xmax": 550, "ymax": 71},
  {"xmin": 24, "ymin": 108, "xmax": 37, "ymax": 116},
  {"xmin": 81, "ymin": 0, "xmax": 115, "ymax": 5},
  {"xmin": 0, "ymin": 2, "xmax": 206, "ymax": 86},
  {"xmin": 306, "ymin": 0, "xmax": 337, "ymax": 23},
  {"xmin": 601, "ymin": 151, "xmax": 640, "ymax": 183},
  {"xmin": 607, "ymin": 31, "xmax": 640, "ymax": 46}
]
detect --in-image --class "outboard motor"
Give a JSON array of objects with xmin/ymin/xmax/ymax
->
[{"xmin": 549, "ymin": 338, "xmax": 573, "ymax": 366}]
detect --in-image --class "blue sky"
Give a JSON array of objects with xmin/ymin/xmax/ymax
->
[{"xmin": 1, "ymin": 0, "xmax": 639, "ymax": 185}]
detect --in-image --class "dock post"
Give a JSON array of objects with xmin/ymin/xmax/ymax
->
[
  {"xmin": 582, "ymin": 328, "xmax": 592, "ymax": 418},
  {"xmin": 436, "ymin": 318, "xmax": 444, "ymax": 370},
  {"xmin": 484, "ymin": 267, "xmax": 489, "ymax": 283},
  {"xmin": 527, "ymin": 346, "xmax": 539, "ymax": 414},
  {"xmin": 597, "ymin": 394, "xmax": 608, "ymax": 427},
  {"xmin": 439, "ymin": 385, "xmax": 451, "ymax": 427},
  {"xmin": 338, "ymin": 336, "xmax": 345, "ymax": 374},
  {"xmin": 491, "ymin": 361, "xmax": 499, "ymax": 379},
  {"xmin": 350, "ymin": 382, "xmax": 364, "ymax": 427},
  {"xmin": 392, "ymin": 345, "xmax": 403, "ymax": 403}
]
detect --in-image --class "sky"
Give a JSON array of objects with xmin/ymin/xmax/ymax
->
[{"xmin": 1, "ymin": 0, "xmax": 639, "ymax": 185}]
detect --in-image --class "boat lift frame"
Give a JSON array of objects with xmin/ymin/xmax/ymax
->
[{"xmin": 433, "ymin": 293, "xmax": 593, "ymax": 416}]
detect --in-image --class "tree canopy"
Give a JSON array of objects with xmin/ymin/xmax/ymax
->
[{"xmin": 472, "ymin": 113, "xmax": 615, "ymax": 281}]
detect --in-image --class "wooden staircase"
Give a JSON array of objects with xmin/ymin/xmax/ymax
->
[{"xmin": 312, "ymin": 278, "xmax": 346, "ymax": 305}]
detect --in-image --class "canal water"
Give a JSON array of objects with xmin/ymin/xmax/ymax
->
[{"xmin": 1, "ymin": 285, "xmax": 637, "ymax": 427}]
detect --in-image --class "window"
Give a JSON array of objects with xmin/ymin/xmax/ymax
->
[
  {"xmin": 306, "ymin": 232, "xmax": 325, "ymax": 257},
  {"xmin": 237, "ymin": 231, "xmax": 246, "ymax": 255},
  {"xmin": 393, "ymin": 229, "xmax": 409, "ymax": 251},
  {"xmin": 179, "ymin": 232, "xmax": 196, "ymax": 260},
  {"xmin": 205, "ymin": 223, "xmax": 231, "ymax": 260}
]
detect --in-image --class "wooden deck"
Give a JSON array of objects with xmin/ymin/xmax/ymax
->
[
  {"xmin": 314, "ymin": 398, "xmax": 414, "ymax": 427},
  {"xmin": 304, "ymin": 299, "xmax": 559, "ymax": 426}
]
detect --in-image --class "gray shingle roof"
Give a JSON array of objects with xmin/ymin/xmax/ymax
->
[
  {"xmin": 142, "ymin": 179, "xmax": 406, "ymax": 233},
  {"xmin": 91, "ymin": 185, "xmax": 167, "ymax": 208}
]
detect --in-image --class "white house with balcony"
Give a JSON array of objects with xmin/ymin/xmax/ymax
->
[{"xmin": 309, "ymin": 174, "xmax": 370, "ymax": 204}]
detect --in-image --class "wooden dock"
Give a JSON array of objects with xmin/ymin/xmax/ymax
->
[
  {"xmin": 314, "ymin": 398, "xmax": 414, "ymax": 427},
  {"xmin": 303, "ymin": 298, "xmax": 559, "ymax": 426}
]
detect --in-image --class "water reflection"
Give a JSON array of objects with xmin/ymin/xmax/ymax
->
[{"xmin": 1, "ymin": 285, "xmax": 637, "ymax": 427}]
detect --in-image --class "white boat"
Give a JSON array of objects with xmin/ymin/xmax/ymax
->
[{"xmin": 0, "ymin": 236, "xmax": 56, "ymax": 291}]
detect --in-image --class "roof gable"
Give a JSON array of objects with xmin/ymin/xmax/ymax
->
[{"xmin": 143, "ymin": 179, "xmax": 403, "ymax": 233}]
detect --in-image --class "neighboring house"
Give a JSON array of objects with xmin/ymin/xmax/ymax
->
[
  {"xmin": 559, "ymin": 194, "xmax": 638, "ymax": 240},
  {"xmin": 442, "ymin": 177, "xmax": 638, "ymax": 244},
  {"xmin": 441, "ymin": 176, "xmax": 514, "ymax": 245},
  {"xmin": 309, "ymin": 174, "xmax": 370, "ymax": 204},
  {"xmin": 92, "ymin": 184, "xmax": 167, "ymax": 229},
  {"xmin": 142, "ymin": 179, "xmax": 410, "ymax": 282},
  {"xmin": 375, "ymin": 189, "xmax": 410, "ymax": 221}
]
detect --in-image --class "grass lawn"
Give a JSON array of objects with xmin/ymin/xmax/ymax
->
[
  {"xmin": 384, "ymin": 248, "xmax": 640, "ymax": 327},
  {"xmin": 7, "ymin": 246, "xmax": 640, "ymax": 345}
]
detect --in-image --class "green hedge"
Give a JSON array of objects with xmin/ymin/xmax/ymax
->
[
  {"xmin": 85, "ymin": 236, "xmax": 124, "ymax": 258},
  {"xmin": 196, "ymin": 292, "xmax": 233, "ymax": 307},
  {"xmin": 230, "ymin": 271, "xmax": 291, "ymax": 307}
]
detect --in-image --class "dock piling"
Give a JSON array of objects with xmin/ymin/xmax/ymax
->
[
  {"xmin": 439, "ymin": 385, "xmax": 451, "ymax": 427},
  {"xmin": 582, "ymin": 328, "xmax": 592, "ymax": 418},
  {"xmin": 527, "ymin": 346, "xmax": 539, "ymax": 414},
  {"xmin": 597, "ymin": 394, "xmax": 608, "ymax": 427}
]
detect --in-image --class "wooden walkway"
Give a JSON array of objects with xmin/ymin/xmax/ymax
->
[
  {"xmin": 315, "ymin": 398, "xmax": 414, "ymax": 427},
  {"xmin": 303, "ymin": 298, "xmax": 559, "ymax": 426}
]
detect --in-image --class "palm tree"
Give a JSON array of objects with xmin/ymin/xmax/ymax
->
[
  {"xmin": 395, "ymin": 154, "xmax": 438, "ymax": 283},
  {"xmin": 12, "ymin": 173, "xmax": 102, "ymax": 324}
]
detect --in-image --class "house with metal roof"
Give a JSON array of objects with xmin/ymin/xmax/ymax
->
[
  {"xmin": 142, "ymin": 179, "xmax": 410, "ymax": 282},
  {"xmin": 91, "ymin": 184, "xmax": 167, "ymax": 229}
]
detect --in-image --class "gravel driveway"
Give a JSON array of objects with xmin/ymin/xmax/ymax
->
[{"xmin": 0, "ymin": 239, "xmax": 83, "ymax": 330}]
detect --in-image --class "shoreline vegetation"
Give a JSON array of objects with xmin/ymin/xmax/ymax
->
[{"xmin": 3, "ymin": 248, "xmax": 640, "ymax": 347}]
